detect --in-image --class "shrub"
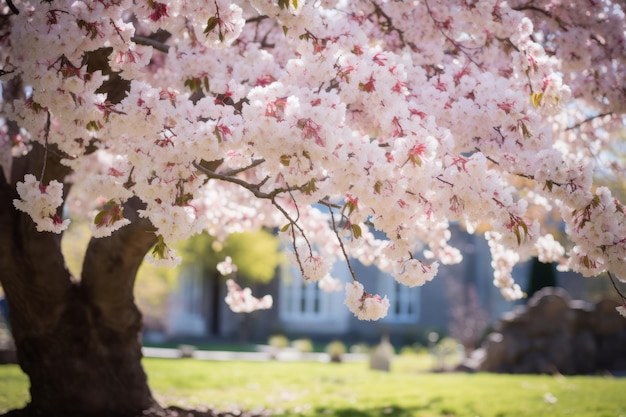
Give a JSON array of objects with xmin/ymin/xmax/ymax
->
[
  {"xmin": 268, "ymin": 334, "xmax": 289, "ymax": 349},
  {"xmin": 291, "ymin": 338, "xmax": 314, "ymax": 353},
  {"xmin": 325, "ymin": 340, "xmax": 347, "ymax": 362},
  {"xmin": 350, "ymin": 343, "xmax": 370, "ymax": 354}
]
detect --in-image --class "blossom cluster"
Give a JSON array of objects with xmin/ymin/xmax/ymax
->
[
  {"xmin": 217, "ymin": 256, "xmax": 238, "ymax": 276},
  {"xmin": 3, "ymin": 0, "xmax": 626, "ymax": 319},
  {"xmin": 224, "ymin": 279, "xmax": 273, "ymax": 313},
  {"xmin": 13, "ymin": 174, "xmax": 70, "ymax": 233},
  {"xmin": 344, "ymin": 281, "xmax": 390, "ymax": 321}
]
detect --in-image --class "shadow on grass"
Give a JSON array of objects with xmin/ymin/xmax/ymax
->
[{"xmin": 312, "ymin": 397, "xmax": 450, "ymax": 417}]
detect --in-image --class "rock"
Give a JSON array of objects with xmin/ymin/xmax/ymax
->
[
  {"xmin": 592, "ymin": 299, "xmax": 624, "ymax": 335},
  {"xmin": 369, "ymin": 334, "xmax": 394, "ymax": 372},
  {"xmin": 571, "ymin": 330, "xmax": 597, "ymax": 374},
  {"xmin": 525, "ymin": 287, "xmax": 573, "ymax": 336},
  {"xmin": 470, "ymin": 289, "xmax": 626, "ymax": 375}
]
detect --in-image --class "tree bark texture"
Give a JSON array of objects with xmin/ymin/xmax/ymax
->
[{"xmin": 0, "ymin": 146, "xmax": 158, "ymax": 416}]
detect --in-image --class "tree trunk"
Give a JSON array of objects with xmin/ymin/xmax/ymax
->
[
  {"xmin": 0, "ymin": 146, "xmax": 159, "ymax": 416},
  {"xmin": 14, "ymin": 283, "xmax": 154, "ymax": 416}
]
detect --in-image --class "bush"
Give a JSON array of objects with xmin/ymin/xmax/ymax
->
[
  {"xmin": 325, "ymin": 340, "xmax": 347, "ymax": 362},
  {"xmin": 291, "ymin": 338, "xmax": 313, "ymax": 353},
  {"xmin": 435, "ymin": 337, "xmax": 460, "ymax": 355},
  {"xmin": 432, "ymin": 337, "xmax": 463, "ymax": 370},
  {"xmin": 399, "ymin": 344, "xmax": 421, "ymax": 356},
  {"xmin": 349, "ymin": 343, "xmax": 370, "ymax": 354},
  {"xmin": 268, "ymin": 334, "xmax": 289, "ymax": 349}
]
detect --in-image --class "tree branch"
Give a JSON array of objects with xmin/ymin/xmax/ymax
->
[
  {"xmin": 193, "ymin": 160, "xmax": 289, "ymax": 199},
  {"xmin": 131, "ymin": 35, "xmax": 170, "ymax": 53},
  {"xmin": 323, "ymin": 200, "xmax": 359, "ymax": 282},
  {"xmin": 423, "ymin": 0, "xmax": 484, "ymax": 69},
  {"xmin": 512, "ymin": 4, "xmax": 569, "ymax": 31},
  {"xmin": 608, "ymin": 271, "xmax": 626, "ymax": 302},
  {"xmin": 220, "ymin": 158, "xmax": 266, "ymax": 177},
  {"xmin": 475, "ymin": 146, "xmax": 564, "ymax": 188},
  {"xmin": 566, "ymin": 112, "xmax": 613, "ymax": 131},
  {"xmin": 80, "ymin": 197, "xmax": 157, "ymax": 329}
]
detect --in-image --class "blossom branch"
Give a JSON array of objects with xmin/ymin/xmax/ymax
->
[
  {"xmin": 274, "ymin": 187, "xmax": 319, "ymax": 278},
  {"xmin": 512, "ymin": 4, "xmax": 569, "ymax": 31},
  {"xmin": 220, "ymin": 158, "xmax": 266, "ymax": 177},
  {"xmin": 321, "ymin": 200, "xmax": 358, "ymax": 282},
  {"xmin": 193, "ymin": 160, "xmax": 278, "ymax": 199},
  {"xmin": 5, "ymin": 0, "xmax": 19, "ymax": 15},
  {"xmin": 368, "ymin": 1, "xmax": 409, "ymax": 48},
  {"xmin": 193, "ymin": 159, "xmax": 319, "ymax": 273},
  {"xmin": 131, "ymin": 35, "xmax": 170, "ymax": 53},
  {"xmin": 39, "ymin": 111, "xmax": 51, "ymax": 182},
  {"xmin": 476, "ymin": 147, "xmax": 564, "ymax": 188},
  {"xmin": 423, "ymin": 0, "xmax": 483, "ymax": 69},
  {"xmin": 566, "ymin": 112, "xmax": 613, "ymax": 131},
  {"xmin": 608, "ymin": 271, "xmax": 626, "ymax": 301}
]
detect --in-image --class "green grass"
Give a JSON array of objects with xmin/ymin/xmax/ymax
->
[
  {"xmin": 0, "ymin": 364, "xmax": 30, "ymax": 411},
  {"xmin": 2, "ymin": 357, "xmax": 625, "ymax": 417}
]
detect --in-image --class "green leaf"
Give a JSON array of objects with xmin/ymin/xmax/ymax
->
[
  {"xmin": 280, "ymin": 154, "xmax": 291, "ymax": 166},
  {"xmin": 291, "ymin": 0, "xmax": 298, "ymax": 8},
  {"xmin": 545, "ymin": 180, "xmax": 553, "ymax": 192},
  {"xmin": 86, "ymin": 120, "xmax": 100, "ymax": 131},
  {"xmin": 531, "ymin": 92, "xmax": 543, "ymax": 108},
  {"xmin": 351, "ymin": 223, "xmax": 362, "ymax": 239},
  {"xmin": 152, "ymin": 235, "xmax": 166, "ymax": 259},
  {"xmin": 31, "ymin": 101, "xmax": 44, "ymax": 113},
  {"xmin": 343, "ymin": 201, "xmax": 356, "ymax": 216},
  {"xmin": 93, "ymin": 210, "xmax": 106, "ymax": 225},
  {"xmin": 514, "ymin": 228, "xmax": 521, "ymax": 246},
  {"xmin": 204, "ymin": 16, "xmax": 219, "ymax": 35},
  {"xmin": 280, "ymin": 223, "xmax": 291, "ymax": 232},
  {"xmin": 519, "ymin": 121, "xmax": 532, "ymax": 138},
  {"xmin": 520, "ymin": 220, "xmax": 528, "ymax": 234},
  {"xmin": 302, "ymin": 178, "xmax": 317, "ymax": 195},
  {"xmin": 214, "ymin": 126, "xmax": 223, "ymax": 143},
  {"xmin": 282, "ymin": 25, "xmax": 288, "ymax": 36},
  {"xmin": 184, "ymin": 78, "xmax": 201, "ymax": 92},
  {"xmin": 409, "ymin": 154, "xmax": 422, "ymax": 167},
  {"xmin": 176, "ymin": 193, "xmax": 193, "ymax": 206}
]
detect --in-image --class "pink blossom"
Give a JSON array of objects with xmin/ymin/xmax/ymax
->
[{"xmin": 224, "ymin": 279, "xmax": 273, "ymax": 313}]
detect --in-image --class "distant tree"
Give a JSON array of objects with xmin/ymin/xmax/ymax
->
[
  {"xmin": 178, "ymin": 229, "xmax": 283, "ymax": 335},
  {"xmin": 181, "ymin": 229, "xmax": 283, "ymax": 284}
]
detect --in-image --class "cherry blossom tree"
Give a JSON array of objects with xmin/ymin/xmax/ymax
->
[{"xmin": 1, "ymin": 0, "xmax": 625, "ymax": 414}]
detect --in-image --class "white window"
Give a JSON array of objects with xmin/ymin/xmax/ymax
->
[
  {"xmin": 278, "ymin": 262, "xmax": 349, "ymax": 330},
  {"xmin": 279, "ymin": 264, "xmax": 330, "ymax": 320},
  {"xmin": 178, "ymin": 264, "xmax": 205, "ymax": 316},
  {"xmin": 381, "ymin": 277, "xmax": 421, "ymax": 323}
]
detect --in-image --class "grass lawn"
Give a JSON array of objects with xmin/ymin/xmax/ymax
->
[{"xmin": 1, "ymin": 356, "xmax": 625, "ymax": 417}]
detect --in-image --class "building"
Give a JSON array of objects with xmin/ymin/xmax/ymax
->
[{"xmin": 162, "ymin": 225, "xmax": 589, "ymax": 346}]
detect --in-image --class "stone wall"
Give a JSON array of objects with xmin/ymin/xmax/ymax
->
[{"xmin": 467, "ymin": 287, "xmax": 626, "ymax": 374}]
